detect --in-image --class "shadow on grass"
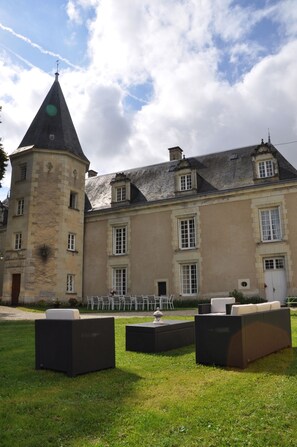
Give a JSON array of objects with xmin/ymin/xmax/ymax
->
[{"xmin": 0, "ymin": 321, "xmax": 143, "ymax": 447}]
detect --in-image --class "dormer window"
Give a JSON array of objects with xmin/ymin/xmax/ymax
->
[
  {"xmin": 252, "ymin": 139, "xmax": 279, "ymax": 182},
  {"xmin": 110, "ymin": 173, "xmax": 131, "ymax": 205},
  {"xmin": 180, "ymin": 173, "xmax": 192, "ymax": 191},
  {"xmin": 116, "ymin": 186, "xmax": 126, "ymax": 202},
  {"xmin": 174, "ymin": 158, "xmax": 197, "ymax": 194},
  {"xmin": 258, "ymin": 160, "xmax": 274, "ymax": 178}
]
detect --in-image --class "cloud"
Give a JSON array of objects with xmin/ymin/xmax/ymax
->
[{"xmin": 1, "ymin": 0, "xmax": 297, "ymax": 200}]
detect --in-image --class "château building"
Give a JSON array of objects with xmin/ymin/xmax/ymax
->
[{"xmin": 1, "ymin": 75, "xmax": 297, "ymax": 305}]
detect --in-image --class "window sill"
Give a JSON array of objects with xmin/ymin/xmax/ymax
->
[
  {"xmin": 67, "ymin": 249, "xmax": 79, "ymax": 254},
  {"xmin": 68, "ymin": 207, "xmax": 80, "ymax": 211},
  {"xmin": 257, "ymin": 239, "xmax": 284, "ymax": 245}
]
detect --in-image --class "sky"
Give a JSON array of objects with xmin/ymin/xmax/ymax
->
[{"xmin": 1, "ymin": 0, "xmax": 297, "ymax": 200}]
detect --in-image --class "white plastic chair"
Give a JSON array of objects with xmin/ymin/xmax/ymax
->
[
  {"xmin": 86, "ymin": 296, "xmax": 94, "ymax": 310},
  {"xmin": 93, "ymin": 296, "xmax": 102, "ymax": 310},
  {"xmin": 168, "ymin": 294, "xmax": 174, "ymax": 309},
  {"xmin": 101, "ymin": 296, "xmax": 111, "ymax": 310}
]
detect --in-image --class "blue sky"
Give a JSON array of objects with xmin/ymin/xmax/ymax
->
[{"xmin": 1, "ymin": 0, "xmax": 297, "ymax": 199}]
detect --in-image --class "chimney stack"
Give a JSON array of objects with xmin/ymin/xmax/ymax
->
[{"xmin": 168, "ymin": 146, "xmax": 183, "ymax": 161}]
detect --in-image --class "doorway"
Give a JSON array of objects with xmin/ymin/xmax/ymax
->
[
  {"xmin": 157, "ymin": 281, "xmax": 167, "ymax": 296},
  {"xmin": 11, "ymin": 274, "xmax": 21, "ymax": 306},
  {"xmin": 263, "ymin": 257, "xmax": 287, "ymax": 304}
]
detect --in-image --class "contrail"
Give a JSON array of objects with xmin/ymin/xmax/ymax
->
[
  {"xmin": 0, "ymin": 43, "xmax": 35, "ymax": 68},
  {"xmin": 0, "ymin": 22, "xmax": 80, "ymax": 70}
]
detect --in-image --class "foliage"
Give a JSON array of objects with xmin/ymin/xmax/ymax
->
[
  {"xmin": 68, "ymin": 297, "xmax": 78, "ymax": 307},
  {"xmin": 229, "ymin": 288, "xmax": 266, "ymax": 304},
  {"xmin": 174, "ymin": 298, "xmax": 198, "ymax": 308},
  {"xmin": 1, "ymin": 316, "xmax": 297, "ymax": 446},
  {"xmin": 0, "ymin": 106, "xmax": 8, "ymax": 186}
]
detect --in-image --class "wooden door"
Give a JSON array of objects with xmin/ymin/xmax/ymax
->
[{"xmin": 11, "ymin": 274, "xmax": 21, "ymax": 306}]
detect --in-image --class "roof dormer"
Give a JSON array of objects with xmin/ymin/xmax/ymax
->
[
  {"xmin": 174, "ymin": 158, "xmax": 198, "ymax": 195},
  {"xmin": 252, "ymin": 139, "xmax": 279, "ymax": 183},
  {"xmin": 110, "ymin": 173, "xmax": 131, "ymax": 206}
]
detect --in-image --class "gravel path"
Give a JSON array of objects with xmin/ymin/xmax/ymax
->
[{"xmin": 0, "ymin": 305, "xmax": 197, "ymax": 321}]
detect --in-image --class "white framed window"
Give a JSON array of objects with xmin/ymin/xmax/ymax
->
[
  {"xmin": 112, "ymin": 267, "xmax": 127, "ymax": 295},
  {"xmin": 264, "ymin": 257, "xmax": 285, "ymax": 270},
  {"xmin": 260, "ymin": 207, "xmax": 281, "ymax": 242},
  {"xmin": 17, "ymin": 198, "xmax": 24, "ymax": 215},
  {"xmin": 69, "ymin": 191, "xmax": 78, "ymax": 209},
  {"xmin": 67, "ymin": 233, "xmax": 76, "ymax": 251},
  {"xmin": 179, "ymin": 217, "xmax": 196, "ymax": 249},
  {"xmin": 66, "ymin": 274, "xmax": 75, "ymax": 293},
  {"xmin": 180, "ymin": 263, "xmax": 198, "ymax": 295},
  {"xmin": 180, "ymin": 174, "xmax": 192, "ymax": 191},
  {"xmin": 116, "ymin": 186, "xmax": 126, "ymax": 202},
  {"xmin": 113, "ymin": 226, "xmax": 127, "ymax": 255},
  {"xmin": 14, "ymin": 233, "xmax": 22, "ymax": 250},
  {"xmin": 258, "ymin": 160, "xmax": 274, "ymax": 178}
]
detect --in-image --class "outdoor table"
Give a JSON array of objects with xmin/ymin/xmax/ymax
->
[{"xmin": 126, "ymin": 319, "xmax": 195, "ymax": 353}]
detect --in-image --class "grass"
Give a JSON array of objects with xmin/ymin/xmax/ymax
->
[{"xmin": 1, "ymin": 315, "xmax": 297, "ymax": 447}]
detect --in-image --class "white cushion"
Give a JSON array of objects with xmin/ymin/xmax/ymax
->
[
  {"xmin": 270, "ymin": 301, "xmax": 281, "ymax": 310},
  {"xmin": 211, "ymin": 297, "xmax": 235, "ymax": 313},
  {"xmin": 256, "ymin": 302, "xmax": 271, "ymax": 312},
  {"xmin": 45, "ymin": 309, "xmax": 80, "ymax": 320},
  {"xmin": 231, "ymin": 304, "xmax": 257, "ymax": 316}
]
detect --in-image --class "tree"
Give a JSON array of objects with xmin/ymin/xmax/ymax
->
[{"xmin": 0, "ymin": 106, "xmax": 8, "ymax": 186}]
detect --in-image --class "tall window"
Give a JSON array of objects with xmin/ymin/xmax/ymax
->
[
  {"xmin": 66, "ymin": 274, "xmax": 75, "ymax": 293},
  {"xmin": 112, "ymin": 267, "xmax": 127, "ymax": 295},
  {"xmin": 17, "ymin": 198, "xmax": 24, "ymax": 215},
  {"xmin": 180, "ymin": 174, "xmax": 192, "ymax": 191},
  {"xmin": 67, "ymin": 233, "xmax": 76, "ymax": 251},
  {"xmin": 113, "ymin": 227, "xmax": 127, "ymax": 255},
  {"xmin": 14, "ymin": 233, "xmax": 22, "ymax": 250},
  {"xmin": 19, "ymin": 163, "xmax": 27, "ymax": 181},
  {"xmin": 69, "ymin": 191, "xmax": 78, "ymax": 209},
  {"xmin": 260, "ymin": 207, "xmax": 281, "ymax": 241},
  {"xmin": 258, "ymin": 160, "xmax": 274, "ymax": 178},
  {"xmin": 181, "ymin": 264, "xmax": 197, "ymax": 295},
  {"xmin": 116, "ymin": 186, "xmax": 126, "ymax": 202},
  {"xmin": 179, "ymin": 218, "xmax": 196, "ymax": 249}
]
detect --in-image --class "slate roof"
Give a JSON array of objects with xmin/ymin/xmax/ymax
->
[
  {"xmin": 14, "ymin": 74, "xmax": 89, "ymax": 165},
  {"xmin": 85, "ymin": 144, "xmax": 297, "ymax": 212}
]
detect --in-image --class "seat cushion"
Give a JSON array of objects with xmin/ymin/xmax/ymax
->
[
  {"xmin": 211, "ymin": 297, "xmax": 235, "ymax": 313},
  {"xmin": 270, "ymin": 301, "xmax": 281, "ymax": 310},
  {"xmin": 256, "ymin": 302, "xmax": 271, "ymax": 312},
  {"xmin": 231, "ymin": 304, "xmax": 258, "ymax": 316},
  {"xmin": 45, "ymin": 309, "xmax": 80, "ymax": 320}
]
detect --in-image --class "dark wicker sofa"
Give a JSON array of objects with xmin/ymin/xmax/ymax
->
[{"xmin": 195, "ymin": 304, "xmax": 291, "ymax": 369}]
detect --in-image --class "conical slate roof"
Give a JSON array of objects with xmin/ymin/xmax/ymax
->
[{"xmin": 18, "ymin": 74, "xmax": 89, "ymax": 165}]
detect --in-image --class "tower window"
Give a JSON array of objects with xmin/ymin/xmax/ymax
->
[
  {"xmin": 14, "ymin": 233, "xmax": 22, "ymax": 250},
  {"xmin": 69, "ymin": 191, "xmax": 78, "ymax": 209},
  {"xmin": 66, "ymin": 274, "xmax": 75, "ymax": 293},
  {"xmin": 19, "ymin": 164, "xmax": 27, "ymax": 181},
  {"xmin": 17, "ymin": 198, "xmax": 24, "ymax": 215},
  {"xmin": 67, "ymin": 233, "xmax": 76, "ymax": 251}
]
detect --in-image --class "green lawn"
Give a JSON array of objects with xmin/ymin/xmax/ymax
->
[{"xmin": 1, "ymin": 315, "xmax": 297, "ymax": 447}]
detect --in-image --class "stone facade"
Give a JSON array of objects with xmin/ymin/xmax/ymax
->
[
  {"xmin": 1, "ymin": 76, "xmax": 297, "ymax": 305},
  {"xmin": 2, "ymin": 148, "xmax": 86, "ymax": 304}
]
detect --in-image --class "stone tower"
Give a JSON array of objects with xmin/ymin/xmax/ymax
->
[{"xmin": 3, "ymin": 73, "xmax": 89, "ymax": 305}]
